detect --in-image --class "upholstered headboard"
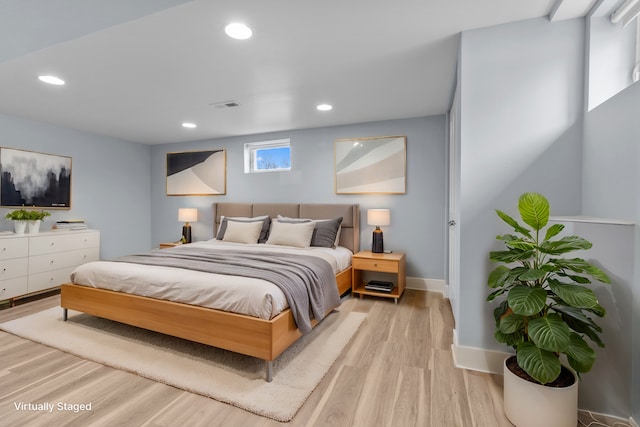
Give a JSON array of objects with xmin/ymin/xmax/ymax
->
[{"xmin": 213, "ymin": 203, "xmax": 360, "ymax": 253}]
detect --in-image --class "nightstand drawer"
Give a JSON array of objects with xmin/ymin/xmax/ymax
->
[{"xmin": 352, "ymin": 257, "xmax": 399, "ymax": 273}]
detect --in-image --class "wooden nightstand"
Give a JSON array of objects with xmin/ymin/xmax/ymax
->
[
  {"xmin": 159, "ymin": 242, "xmax": 182, "ymax": 249},
  {"xmin": 352, "ymin": 250, "xmax": 406, "ymax": 303}
]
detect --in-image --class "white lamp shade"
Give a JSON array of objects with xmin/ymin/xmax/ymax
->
[
  {"xmin": 367, "ymin": 209, "xmax": 390, "ymax": 226},
  {"xmin": 178, "ymin": 208, "xmax": 198, "ymax": 223}
]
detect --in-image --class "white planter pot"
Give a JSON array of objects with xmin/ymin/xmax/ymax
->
[
  {"xmin": 13, "ymin": 220, "xmax": 27, "ymax": 234},
  {"xmin": 27, "ymin": 220, "xmax": 41, "ymax": 233},
  {"xmin": 503, "ymin": 357, "xmax": 578, "ymax": 427}
]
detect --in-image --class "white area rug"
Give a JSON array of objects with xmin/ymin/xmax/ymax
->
[{"xmin": 0, "ymin": 307, "xmax": 366, "ymax": 421}]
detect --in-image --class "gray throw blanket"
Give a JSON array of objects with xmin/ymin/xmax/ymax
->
[{"xmin": 116, "ymin": 246, "xmax": 341, "ymax": 334}]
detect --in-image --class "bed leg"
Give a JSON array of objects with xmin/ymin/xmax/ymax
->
[
  {"xmin": 63, "ymin": 308, "xmax": 68, "ymax": 321},
  {"xmin": 266, "ymin": 360, "xmax": 273, "ymax": 382}
]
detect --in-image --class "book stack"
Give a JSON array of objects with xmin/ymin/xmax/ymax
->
[
  {"xmin": 365, "ymin": 280, "xmax": 394, "ymax": 293},
  {"xmin": 54, "ymin": 220, "xmax": 88, "ymax": 230}
]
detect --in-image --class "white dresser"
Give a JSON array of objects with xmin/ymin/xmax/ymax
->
[{"xmin": 0, "ymin": 229, "xmax": 100, "ymax": 304}]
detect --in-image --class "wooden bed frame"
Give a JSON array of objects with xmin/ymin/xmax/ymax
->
[{"xmin": 60, "ymin": 203, "xmax": 359, "ymax": 381}]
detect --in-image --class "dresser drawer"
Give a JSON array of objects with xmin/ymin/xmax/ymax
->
[
  {"xmin": 0, "ymin": 257, "xmax": 29, "ymax": 281},
  {"xmin": 29, "ymin": 232, "xmax": 100, "ymax": 255},
  {"xmin": 29, "ymin": 247, "xmax": 100, "ymax": 275},
  {"xmin": 0, "ymin": 238, "xmax": 28, "ymax": 260},
  {"xmin": 352, "ymin": 257, "xmax": 399, "ymax": 273},
  {"xmin": 28, "ymin": 266, "xmax": 76, "ymax": 293},
  {"xmin": 0, "ymin": 277, "xmax": 28, "ymax": 300}
]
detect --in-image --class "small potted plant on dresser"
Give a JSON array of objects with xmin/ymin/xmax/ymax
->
[
  {"xmin": 5, "ymin": 209, "xmax": 30, "ymax": 234},
  {"xmin": 487, "ymin": 192, "xmax": 611, "ymax": 427},
  {"xmin": 26, "ymin": 210, "xmax": 51, "ymax": 233}
]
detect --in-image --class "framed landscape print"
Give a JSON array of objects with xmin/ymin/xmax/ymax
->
[
  {"xmin": 334, "ymin": 136, "xmax": 406, "ymax": 194},
  {"xmin": 166, "ymin": 149, "xmax": 227, "ymax": 195},
  {"xmin": 0, "ymin": 147, "xmax": 72, "ymax": 209}
]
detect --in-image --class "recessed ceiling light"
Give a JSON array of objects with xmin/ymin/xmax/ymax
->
[
  {"xmin": 38, "ymin": 75, "xmax": 65, "ymax": 85},
  {"xmin": 317, "ymin": 104, "xmax": 333, "ymax": 111},
  {"xmin": 182, "ymin": 122, "xmax": 197, "ymax": 129},
  {"xmin": 225, "ymin": 22, "xmax": 252, "ymax": 40}
]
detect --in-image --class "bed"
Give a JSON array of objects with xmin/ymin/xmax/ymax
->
[{"xmin": 60, "ymin": 203, "xmax": 359, "ymax": 381}]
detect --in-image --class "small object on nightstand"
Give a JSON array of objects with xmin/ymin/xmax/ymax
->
[
  {"xmin": 367, "ymin": 209, "xmax": 390, "ymax": 253},
  {"xmin": 178, "ymin": 208, "xmax": 198, "ymax": 243}
]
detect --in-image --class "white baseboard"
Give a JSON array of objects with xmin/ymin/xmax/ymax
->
[
  {"xmin": 406, "ymin": 277, "xmax": 447, "ymax": 295},
  {"xmin": 451, "ymin": 337, "xmax": 512, "ymax": 375}
]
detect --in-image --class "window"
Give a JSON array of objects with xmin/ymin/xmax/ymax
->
[{"xmin": 244, "ymin": 139, "xmax": 291, "ymax": 173}]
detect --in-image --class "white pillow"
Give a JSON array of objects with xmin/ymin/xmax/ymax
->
[
  {"xmin": 265, "ymin": 220, "xmax": 315, "ymax": 248},
  {"xmin": 222, "ymin": 220, "xmax": 263, "ymax": 244}
]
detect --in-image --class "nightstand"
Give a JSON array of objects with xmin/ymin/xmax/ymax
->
[
  {"xmin": 351, "ymin": 250, "xmax": 406, "ymax": 303},
  {"xmin": 159, "ymin": 242, "xmax": 182, "ymax": 249}
]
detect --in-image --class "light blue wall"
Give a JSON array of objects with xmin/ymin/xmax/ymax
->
[
  {"xmin": 149, "ymin": 116, "xmax": 447, "ymax": 280},
  {"xmin": 582, "ymin": 82, "xmax": 640, "ymax": 423},
  {"xmin": 0, "ymin": 114, "xmax": 152, "ymax": 260},
  {"xmin": 457, "ymin": 17, "xmax": 585, "ymax": 352}
]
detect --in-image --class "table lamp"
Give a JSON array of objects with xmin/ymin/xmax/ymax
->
[
  {"xmin": 367, "ymin": 209, "xmax": 390, "ymax": 253},
  {"xmin": 178, "ymin": 208, "xmax": 198, "ymax": 243}
]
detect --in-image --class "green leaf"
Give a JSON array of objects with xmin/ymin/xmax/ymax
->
[
  {"xmin": 547, "ymin": 280, "xmax": 599, "ymax": 309},
  {"xmin": 516, "ymin": 341, "xmax": 561, "ymax": 384},
  {"xmin": 551, "ymin": 258, "xmax": 612, "ymax": 284},
  {"xmin": 496, "ymin": 210, "xmax": 532, "ymax": 238},
  {"xmin": 528, "ymin": 314, "xmax": 571, "ymax": 352},
  {"xmin": 495, "ymin": 329, "xmax": 525, "ymax": 347},
  {"xmin": 518, "ymin": 193, "xmax": 549, "ymax": 231},
  {"xmin": 487, "ymin": 288, "xmax": 507, "ymax": 302},
  {"xmin": 566, "ymin": 333, "xmax": 596, "ymax": 374},
  {"xmin": 507, "ymin": 286, "xmax": 547, "ymax": 316},
  {"xmin": 516, "ymin": 268, "xmax": 546, "ymax": 282},
  {"xmin": 540, "ymin": 236, "xmax": 592, "ymax": 255},
  {"xmin": 493, "ymin": 300, "xmax": 510, "ymax": 324},
  {"xmin": 488, "ymin": 266, "xmax": 510, "ymax": 289},
  {"xmin": 544, "ymin": 223, "xmax": 564, "ymax": 241},
  {"xmin": 490, "ymin": 249, "xmax": 535, "ymax": 263},
  {"xmin": 499, "ymin": 312, "xmax": 525, "ymax": 334}
]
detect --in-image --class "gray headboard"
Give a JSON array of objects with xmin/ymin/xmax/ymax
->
[{"xmin": 213, "ymin": 203, "xmax": 360, "ymax": 253}]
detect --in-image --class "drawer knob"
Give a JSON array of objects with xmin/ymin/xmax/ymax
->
[{"xmin": 374, "ymin": 263, "xmax": 378, "ymax": 267}]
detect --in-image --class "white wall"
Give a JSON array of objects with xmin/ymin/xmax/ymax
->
[
  {"xmin": 0, "ymin": 114, "xmax": 152, "ymax": 259},
  {"xmin": 582, "ymin": 81, "xmax": 640, "ymax": 423},
  {"xmin": 587, "ymin": 15, "xmax": 638, "ymax": 111},
  {"xmin": 456, "ymin": 17, "xmax": 585, "ymax": 353},
  {"xmin": 149, "ymin": 116, "xmax": 447, "ymax": 281}
]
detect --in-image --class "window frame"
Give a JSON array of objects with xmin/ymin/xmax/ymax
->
[{"xmin": 243, "ymin": 138, "xmax": 291, "ymax": 173}]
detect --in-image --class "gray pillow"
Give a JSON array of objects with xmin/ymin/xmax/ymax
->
[
  {"xmin": 276, "ymin": 215, "xmax": 343, "ymax": 248},
  {"xmin": 216, "ymin": 215, "xmax": 271, "ymax": 243}
]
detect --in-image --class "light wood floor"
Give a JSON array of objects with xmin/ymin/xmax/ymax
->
[{"xmin": 0, "ymin": 291, "xmax": 624, "ymax": 427}]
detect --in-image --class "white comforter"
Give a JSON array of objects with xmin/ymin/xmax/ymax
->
[{"xmin": 70, "ymin": 239, "xmax": 353, "ymax": 320}]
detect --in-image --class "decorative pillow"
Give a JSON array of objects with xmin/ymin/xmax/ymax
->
[
  {"xmin": 265, "ymin": 220, "xmax": 316, "ymax": 248},
  {"xmin": 221, "ymin": 220, "xmax": 263, "ymax": 244},
  {"xmin": 277, "ymin": 215, "xmax": 343, "ymax": 248},
  {"xmin": 216, "ymin": 215, "xmax": 271, "ymax": 243}
]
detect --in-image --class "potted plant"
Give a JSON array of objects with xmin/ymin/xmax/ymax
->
[
  {"xmin": 5, "ymin": 209, "xmax": 31, "ymax": 234},
  {"xmin": 487, "ymin": 192, "xmax": 611, "ymax": 427},
  {"xmin": 26, "ymin": 210, "xmax": 51, "ymax": 233}
]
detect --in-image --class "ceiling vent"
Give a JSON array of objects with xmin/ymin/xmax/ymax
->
[{"xmin": 210, "ymin": 100, "xmax": 240, "ymax": 108}]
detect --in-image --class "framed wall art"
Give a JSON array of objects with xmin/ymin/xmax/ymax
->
[
  {"xmin": 166, "ymin": 149, "xmax": 227, "ymax": 195},
  {"xmin": 334, "ymin": 135, "xmax": 406, "ymax": 194},
  {"xmin": 0, "ymin": 147, "xmax": 72, "ymax": 209}
]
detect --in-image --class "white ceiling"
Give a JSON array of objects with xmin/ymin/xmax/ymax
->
[{"xmin": 0, "ymin": 0, "xmax": 598, "ymax": 144}]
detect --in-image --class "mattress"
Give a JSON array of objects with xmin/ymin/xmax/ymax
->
[{"xmin": 70, "ymin": 239, "xmax": 353, "ymax": 320}]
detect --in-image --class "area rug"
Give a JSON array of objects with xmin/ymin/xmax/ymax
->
[{"xmin": 0, "ymin": 307, "xmax": 366, "ymax": 422}]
